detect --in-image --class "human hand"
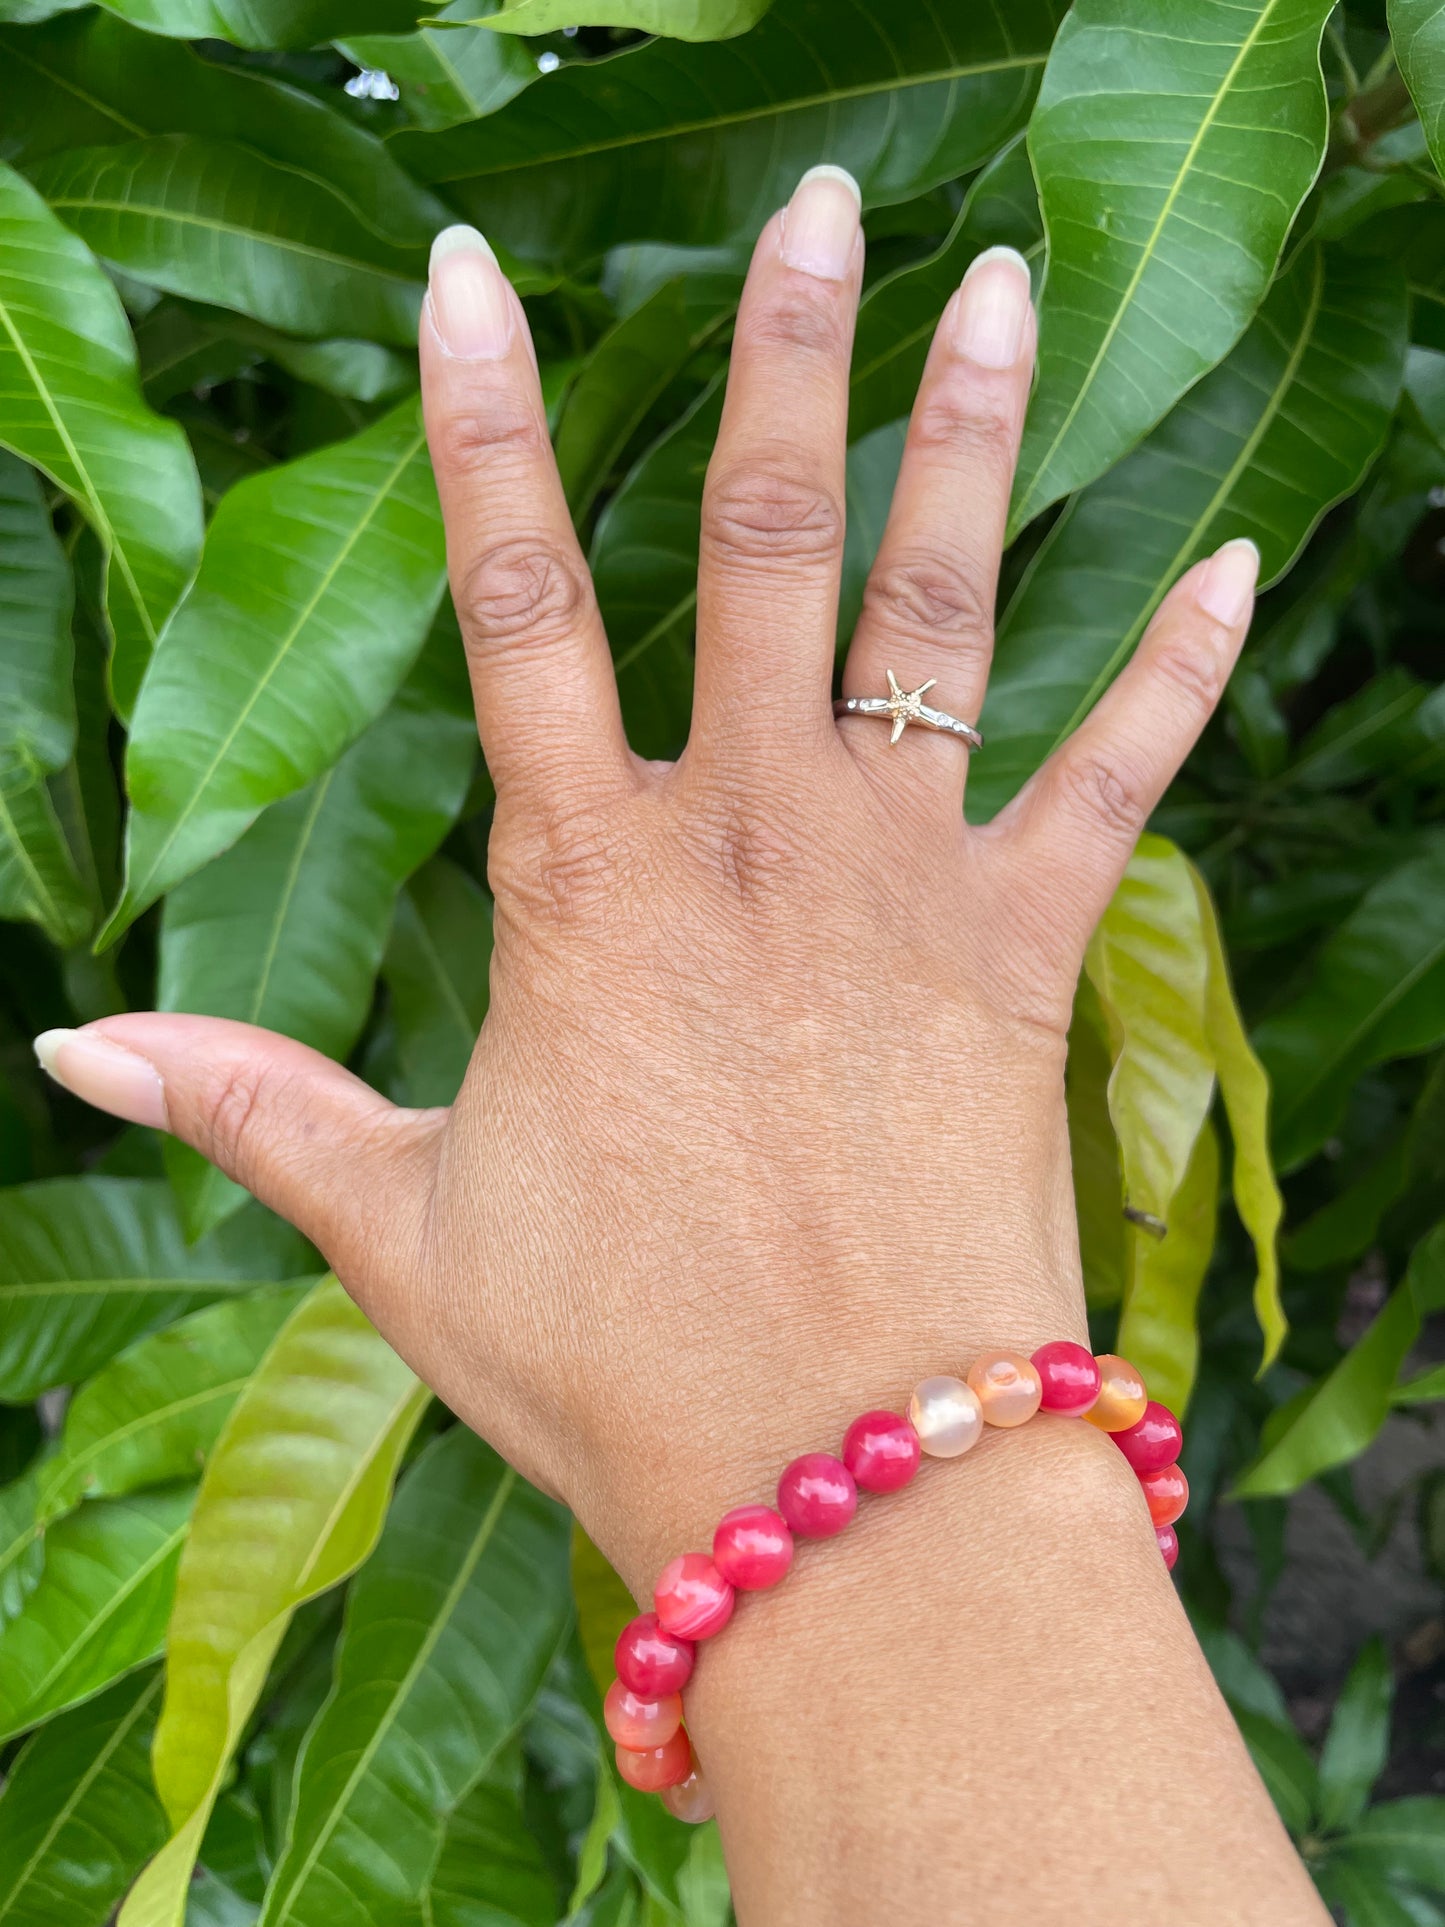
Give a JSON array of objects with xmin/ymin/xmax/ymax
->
[{"xmin": 37, "ymin": 166, "xmax": 1259, "ymax": 1588}]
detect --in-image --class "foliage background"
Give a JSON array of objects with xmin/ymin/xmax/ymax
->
[{"xmin": 0, "ymin": 0, "xmax": 1443, "ymax": 1921}]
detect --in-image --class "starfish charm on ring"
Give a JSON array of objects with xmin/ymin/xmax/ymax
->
[{"xmin": 882, "ymin": 669, "xmax": 939, "ymax": 744}]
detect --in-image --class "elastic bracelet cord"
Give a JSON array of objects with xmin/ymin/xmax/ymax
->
[{"xmin": 606, "ymin": 1343, "xmax": 1188, "ymax": 1824}]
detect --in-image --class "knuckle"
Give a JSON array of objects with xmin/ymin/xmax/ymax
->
[
  {"xmin": 197, "ymin": 1060, "xmax": 272, "ymax": 1186},
  {"xmin": 490, "ymin": 806, "xmax": 621, "ymax": 929},
  {"xmin": 862, "ymin": 548, "xmax": 994, "ymax": 653},
  {"xmin": 911, "ymin": 386, "xmax": 1018, "ymax": 472},
  {"xmin": 1152, "ymin": 632, "xmax": 1227, "ymax": 715},
  {"xmin": 432, "ymin": 396, "xmax": 546, "ymax": 475},
  {"xmin": 456, "ymin": 536, "xmax": 591, "ymax": 652},
  {"xmin": 688, "ymin": 790, "xmax": 802, "ymax": 908},
  {"xmin": 1059, "ymin": 753, "xmax": 1147, "ymax": 841},
  {"xmin": 702, "ymin": 456, "xmax": 843, "ymax": 567},
  {"xmin": 747, "ymin": 291, "xmax": 852, "ymax": 362}
]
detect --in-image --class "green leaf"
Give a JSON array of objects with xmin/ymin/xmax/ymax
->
[
  {"xmin": 1318, "ymin": 1638, "xmax": 1394, "ymax": 1832},
  {"xmin": 1255, "ymin": 837, "xmax": 1445, "ymax": 1171},
  {"xmin": 0, "ymin": 1471, "xmax": 44, "ymax": 1625},
  {"xmin": 1393, "ymin": 1360, "xmax": 1445, "ymax": 1403},
  {"xmin": 0, "ymin": 451, "xmax": 73, "ymax": 774},
  {"xmin": 0, "ymin": 1176, "xmax": 310, "ymax": 1402},
  {"xmin": 105, "ymin": 396, "xmax": 448, "ymax": 942},
  {"xmin": 1190, "ymin": 861, "xmax": 1286, "ymax": 1372},
  {"xmin": 0, "ymin": 160, "xmax": 201, "ymax": 713},
  {"xmin": 849, "ymin": 136, "xmax": 1043, "ymax": 445},
  {"xmin": 1010, "ymin": 0, "xmax": 1337, "ymax": 533},
  {"xmin": 30, "ymin": 137, "xmax": 428, "ymax": 346},
  {"xmin": 395, "ymin": 0, "xmax": 1066, "ymax": 266},
  {"xmin": 380, "ymin": 855, "xmax": 492, "ymax": 1109},
  {"xmin": 258, "ymin": 1425, "xmax": 570, "ymax": 1927},
  {"xmin": 0, "ymin": 757, "xmax": 91, "ymax": 949},
  {"xmin": 1234, "ymin": 1221, "xmax": 1445, "ymax": 1496},
  {"xmin": 340, "ymin": 4, "xmax": 537, "ymax": 133},
  {"xmin": 1117, "ymin": 1116, "xmax": 1219, "ymax": 1416},
  {"xmin": 1065, "ymin": 976, "xmax": 1128, "ymax": 1310},
  {"xmin": 119, "ymin": 1278, "xmax": 426, "ymax": 1927},
  {"xmin": 1391, "ymin": 0, "xmax": 1445, "ymax": 179},
  {"xmin": 1341, "ymin": 1798, "xmax": 1445, "ymax": 1887},
  {"xmin": 1084, "ymin": 834, "xmax": 1215, "ymax": 1230},
  {"xmin": 0, "ymin": 12, "xmax": 449, "ymax": 246},
  {"xmin": 975, "ymin": 244, "xmax": 1407, "ymax": 822},
  {"xmin": 555, "ymin": 272, "xmax": 740, "ymax": 523},
  {"xmin": 1320, "ymin": 1861, "xmax": 1432, "ymax": 1927},
  {"xmin": 571, "ymin": 1522, "xmax": 635, "ymax": 1699},
  {"xmin": 473, "ymin": 0, "xmax": 768, "ymax": 35},
  {"xmin": 157, "ymin": 666, "xmax": 476, "ymax": 1239},
  {"xmin": 0, "ymin": 1487, "xmax": 193, "ymax": 1742},
  {"xmin": 35, "ymin": 1284, "xmax": 311, "ymax": 1527},
  {"xmin": 1230, "ymin": 1702, "xmax": 1319, "ymax": 1838},
  {"xmin": 86, "ymin": 0, "xmax": 450, "ymax": 53},
  {"xmin": 0, "ymin": 1667, "xmax": 166, "ymax": 1927},
  {"xmin": 424, "ymin": 1761, "xmax": 559, "ymax": 1927},
  {"xmin": 569, "ymin": 1770, "xmax": 622, "ymax": 1917}
]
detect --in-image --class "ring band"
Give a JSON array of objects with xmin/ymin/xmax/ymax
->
[{"xmin": 833, "ymin": 671, "xmax": 983, "ymax": 750}]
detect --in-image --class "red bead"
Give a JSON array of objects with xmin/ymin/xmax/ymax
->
[
  {"xmin": 1031, "ymin": 1341, "xmax": 1101, "ymax": 1415},
  {"xmin": 1139, "ymin": 1462, "xmax": 1188, "ymax": 1528},
  {"xmin": 713, "ymin": 1505, "xmax": 794, "ymax": 1590},
  {"xmin": 1113, "ymin": 1400, "xmax": 1183, "ymax": 1476},
  {"xmin": 1156, "ymin": 1524, "xmax": 1179, "ymax": 1570},
  {"xmin": 615, "ymin": 1729, "xmax": 692, "ymax": 1793},
  {"xmin": 653, "ymin": 1554, "xmax": 735, "ymax": 1640},
  {"xmin": 614, "ymin": 1613, "xmax": 695, "ymax": 1697},
  {"xmin": 777, "ymin": 1453, "xmax": 858, "ymax": 1538},
  {"xmin": 604, "ymin": 1679, "xmax": 682, "ymax": 1750},
  {"xmin": 842, "ymin": 1411, "xmax": 921, "ymax": 1493}
]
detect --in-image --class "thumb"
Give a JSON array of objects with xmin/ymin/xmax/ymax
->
[{"xmin": 33, "ymin": 1014, "xmax": 442, "ymax": 1281}]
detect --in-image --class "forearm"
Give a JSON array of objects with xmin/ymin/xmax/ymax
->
[{"xmin": 623, "ymin": 1419, "xmax": 1326, "ymax": 1924}]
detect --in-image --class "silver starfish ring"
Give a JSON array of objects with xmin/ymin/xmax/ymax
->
[{"xmin": 833, "ymin": 671, "xmax": 984, "ymax": 750}]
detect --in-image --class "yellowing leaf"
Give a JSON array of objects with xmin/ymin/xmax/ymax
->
[
  {"xmin": 571, "ymin": 1523, "xmax": 636, "ymax": 1699},
  {"xmin": 1117, "ymin": 1118, "xmax": 1219, "ymax": 1415},
  {"xmin": 1084, "ymin": 833, "xmax": 1214, "ymax": 1228},
  {"xmin": 1066, "ymin": 976, "xmax": 1127, "ymax": 1308},
  {"xmin": 118, "ymin": 1278, "xmax": 426, "ymax": 1927},
  {"xmin": 1189, "ymin": 861, "xmax": 1287, "ymax": 1372}
]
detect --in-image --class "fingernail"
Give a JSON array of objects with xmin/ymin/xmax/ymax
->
[
  {"xmin": 953, "ymin": 246, "xmax": 1033, "ymax": 368},
  {"xmin": 1196, "ymin": 537, "xmax": 1261, "ymax": 627},
  {"xmin": 426, "ymin": 224, "xmax": 513, "ymax": 360},
  {"xmin": 33, "ymin": 1028, "xmax": 168, "ymax": 1131},
  {"xmin": 779, "ymin": 164, "xmax": 861, "ymax": 281}
]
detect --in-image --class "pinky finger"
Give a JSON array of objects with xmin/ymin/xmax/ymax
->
[{"xmin": 994, "ymin": 537, "xmax": 1260, "ymax": 946}]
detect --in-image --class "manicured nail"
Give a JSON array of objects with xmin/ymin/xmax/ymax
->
[
  {"xmin": 779, "ymin": 165, "xmax": 861, "ymax": 281},
  {"xmin": 953, "ymin": 246, "xmax": 1033, "ymax": 368},
  {"xmin": 33, "ymin": 1028, "xmax": 168, "ymax": 1131},
  {"xmin": 1196, "ymin": 537, "xmax": 1261, "ymax": 627},
  {"xmin": 426, "ymin": 224, "xmax": 513, "ymax": 360}
]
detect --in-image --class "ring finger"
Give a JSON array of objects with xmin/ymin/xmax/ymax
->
[{"xmin": 840, "ymin": 246, "xmax": 1036, "ymax": 814}]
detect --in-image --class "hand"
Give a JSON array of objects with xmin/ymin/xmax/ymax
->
[{"xmin": 39, "ymin": 168, "xmax": 1259, "ymax": 1589}]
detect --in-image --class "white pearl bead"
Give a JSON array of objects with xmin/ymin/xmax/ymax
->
[{"xmin": 908, "ymin": 1376, "xmax": 984, "ymax": 1458}]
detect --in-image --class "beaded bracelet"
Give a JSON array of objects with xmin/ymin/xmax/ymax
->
[{"xmin": 605, "ymin": 1344, "xmax": 1188, "ymax": 1825}]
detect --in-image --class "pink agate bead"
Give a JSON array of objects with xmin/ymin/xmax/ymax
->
[
  {"xmin": 1113, "ymin": 1400, "xmax": 1183, "ymax": 1476},
  {"xmin": 777, "ymin": 1453, "xmax": 858, "ymax": 1538},
  {"xmin": 967, "ymin": 1350, "xmax": 1043, "ymax": 1428},
  {"xmin": 1140, "ymin": 1462, "xmax": 1188, "ymax": 1528},
  {"xmin": 614, "ymin": 1612, "xmax": 695, "ymax": 1697},
  {"xmin": 1031, "ymin": 1340, "xmax": 1101, "ymax": 1415},
  {"xmin": 662, "ymin": 1767, "xmax": 716, "ymax": 1825},
  {"xmin": 713, "ymin": 1505, "xmax": 794, "ymax": 1590},
  {"xmin": 616, "ymin": 1729, "xmax": 692, "ymax": 1792},
  {"xmin": 841, "ymin": 1410, "xmax": 920, "ymax": 1493},
  {"xmin": 604, "ymin": 1679, "xmax": 682, "ymax": 1751},
  {"xmin": 653, "ymin": 1554, "xmax": 735, "ymax": 1640},
  {"xmin": 1156, "ymin": 1524, "xmax": 1180, "ymax": 1570}
]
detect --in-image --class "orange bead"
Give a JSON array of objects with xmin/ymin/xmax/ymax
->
[
  {"xmin": 1082, "ymin": 1354, "xmax": 1148, "ymax": 1432},
  {"xmin": 966, "ymin": 1350, "xmax": 1043, "ymax": 1428},
  {"xmin": 616, "ymin": 1728, "xmax": 692, "ymax": 1792}
]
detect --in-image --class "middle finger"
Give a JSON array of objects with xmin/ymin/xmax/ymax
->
[{"xmin": 688, "ymin": 166, "xmax": 863, "ymax": 772}]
